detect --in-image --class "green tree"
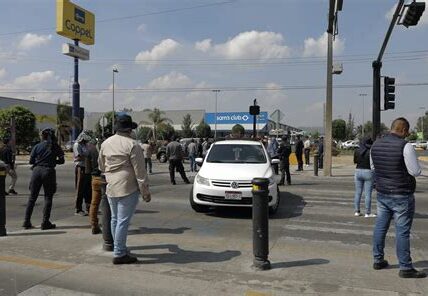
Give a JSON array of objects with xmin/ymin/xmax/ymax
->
[
  {"xmin": 56, "ymin": 101, "xmax": 76, "ymax": 145},
  {"xmin": 195, "ymin": 120, "xmax": 211, "ymax": 138},
  {"xmin": 181, "ymin": 114, "xmax": 194, "ymax": 138},
  {"xmin": 407, "ymin": 132, "xmax": 418, "ymax": 141},
  {"xmin": 346, "ymin": 112, "xmax": 355, "ymax": 139},
  {"xmin": 0, "ymin": 105, "xmax": 37, "ymax": 148},
  {"xmin": 140, "ymin": 108, "xmax": 171, "ymax": 141},
  {"xmin": 332, "ymin": 119, "xmax": 347, "ymax": 140},
  {"xmin": 416, "ymin": 113, "xmax": 428, "ymax": 139},
  {"xmin": 157, "ymin": 122, "xmax": 175, "ymax": 140},
  {"xmin": 357, "ymin": 121, "xmax": 389, "ymax": 137},
  {"xmin": 231, "ymin": 124, "xmax": 245, "ymax": 138},
  {"xmin": 136, "ymin": 126, "xmax": 152, "ymax": 141},
  {"xmin": 311, "ymin": 130, "xmax": 320, "ymax": 139}
]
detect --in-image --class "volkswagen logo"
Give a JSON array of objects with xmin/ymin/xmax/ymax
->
[{"xmin": 230, "ymin": 181, "xmax": 239, "ymax": 189}]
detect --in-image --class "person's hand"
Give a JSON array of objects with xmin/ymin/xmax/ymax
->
[{"xmin": 142, "ymin": 192, "xmax": 151, "ymax": 202}]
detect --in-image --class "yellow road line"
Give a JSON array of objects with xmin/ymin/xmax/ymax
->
[
  {"xmin": 246, "ymin": 291, "xmax": 271, "ymax": 296},
  {"xmin": 0, "ymin": 256, "xmax": 74, "ymax": 270},
  {"xmin": 419, "ymin": 156, "xmax": 428, "ymax": 162}
]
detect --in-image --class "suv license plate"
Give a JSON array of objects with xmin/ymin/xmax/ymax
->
[{"xmin": 225, "ymin": 191, "xmax": 242, "ymax": 200}]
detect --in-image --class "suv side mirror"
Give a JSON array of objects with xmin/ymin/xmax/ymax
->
[{"xmin": 271, "ymin": 159, "xmax": 280, "ymax": 164}]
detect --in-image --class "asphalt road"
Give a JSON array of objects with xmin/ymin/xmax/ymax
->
[{"xmin": 1, "ymin": 160, "xmax": 427, "ymax": 295}]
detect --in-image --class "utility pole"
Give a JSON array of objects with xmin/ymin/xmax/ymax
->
[
  {"xmin": 212, "ymin": 89, "xmax": 220, "ymax": 139},
  {"xmin": 324, "ymin": 0, "xmax": 342, "ymax": 176}
]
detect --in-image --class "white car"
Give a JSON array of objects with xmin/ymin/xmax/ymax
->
[
  {"xmin": 190, "ymin": 140, "xmax": 280, "ymax": 215},
  {"xmin": 416, "ymin": 141, "xmax": 427, "ymax": 150},
  {"xmin": 342, "ymin": 140, "xmax": 359, "ymax": 149}
]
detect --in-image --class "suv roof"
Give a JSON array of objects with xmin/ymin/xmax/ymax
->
[{"xmin": 214, "ymin": 139, "xmax": 261, "ymax": 145}]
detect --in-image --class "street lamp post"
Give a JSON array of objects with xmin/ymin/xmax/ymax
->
[
  {"xmin": 419, "ymin": 107, "xmax": 426, "ymax": 140},
  {"xmin": 112, "ymin": 68, "xmax": 119, "ymax": 134},
  {"xmin": 359, "ymin": 94, "xmax": 368, "ymax": 137},
  {"xmin": 212, "ymin": 89, "xmax": 220, "ymax": 139}
]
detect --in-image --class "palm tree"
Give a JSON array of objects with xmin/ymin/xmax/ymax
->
[{"xmin": 140, "ymin": 108, "xmax": 171, "ymax": 141}]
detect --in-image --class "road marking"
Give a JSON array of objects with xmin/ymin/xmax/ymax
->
[
  {"xmin": 18, "ymin": 285, "xmax": 96, "ymax": 296},
  {"xmin": 0, "ymin": 256, "xmax": 74, "ymax": 270},
  {"xmin": 419, "ymin": 156, "xmax": 428, "ymax": 162},
  {"xmin": 245, "ymin": 291, "xmax": 271, "ymax": 296}
]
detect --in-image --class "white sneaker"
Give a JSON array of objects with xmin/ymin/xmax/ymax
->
[
  {"xmin": 365, "ymin": 213, "xmax": 377, "ymax": 218},
  {"xmin": 354, "ymin": 212, "xmax": 362, "ymax": 217}
]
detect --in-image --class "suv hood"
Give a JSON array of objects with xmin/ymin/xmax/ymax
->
[{"xmin": 198, "ymin": 163, "xmax": 272, "ymax": 180}]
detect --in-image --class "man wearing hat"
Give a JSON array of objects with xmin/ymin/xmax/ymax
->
[
  {"xmin": 23, "ymin": 128, "xmax": 64, "ymax": 230},
  {"xmin": 98, "ymin": 114, "xmax": 151, "ymax": 264},
  {"xmin": 73, "ymin": 131, "xmax": 92, "ymax": 216}
]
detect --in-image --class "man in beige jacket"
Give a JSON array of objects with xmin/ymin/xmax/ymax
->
[{"xmin": 98, "ymin": 114, "xmax": 151, "ymax": 264}]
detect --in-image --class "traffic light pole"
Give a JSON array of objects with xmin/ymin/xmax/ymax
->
[
  {"xmin": 72, "ymin": 39, "xmax": 80, "ymax": 141},
  {"xmin": 372, "ymin": 0, "xmax": 404, "ymax": 139}
]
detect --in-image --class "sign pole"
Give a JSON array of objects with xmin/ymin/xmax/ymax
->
[{"xmin": 72, "ymin": 39, "xmax": 80, "ymax": 141}]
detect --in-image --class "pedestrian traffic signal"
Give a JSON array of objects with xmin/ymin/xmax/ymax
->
[
  {"xmin": 384, "ymin": 76, "xmax": 395, "ymax": 110},
  {"xmin": 402, "ymin": 2, "xmax": 425, "ymax": 28},
  {"xmin": 249, "ymin": 105, "xmax": 260, "ymax": 115}
]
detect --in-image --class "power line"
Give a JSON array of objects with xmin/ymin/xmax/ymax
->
[
  {"xmin": 0, "ymin": 82, "xmax": 427, "ymax": 94},
  {"xmin": 0, "ymin": 1, "xmax": 236, "ymax": 37}
]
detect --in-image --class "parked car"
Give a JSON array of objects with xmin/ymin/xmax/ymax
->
[
  {"xmin": 409, "ymin": 140, "xmax": 418, "ymax": 148},
  {"xmin": 190, "ymin": 140, "xmax": 280, "ymax": 215},
  {"xmin": 342, "ymin": 140, "xmax": 359, "ymax": 149},
  {"xmin": 156, "ymin": 145, "xmax": 168, "ymax": 163},
  {"xmin": 416, "ymin": 141, "xmax": 427, "ymax": 150}
]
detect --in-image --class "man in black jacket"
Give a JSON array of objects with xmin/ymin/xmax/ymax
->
[
  {"xmin": 371, "ymin": 117, "xmax": 425, "ymax": 278},
  {"xmin": 23, "ymin": 128, "xmax": 65, "ymax": 230},
  {"xmin": 277, "ymin": 136, "xmax": 292, "ymax": 185},
  {"xmin": 0, "ymin": 137, "xmax": 18, "ymax": 195},
  {"xmin": 295, "ymin": 135, "xmax": 304, "ymax": 171}
]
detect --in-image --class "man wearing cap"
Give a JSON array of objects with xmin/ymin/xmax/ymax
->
[
  {"xmin": 98, "ymin": 114, "xmax": 151, "ymax": 264},
  {"xmin": 23, "ymin": 128, "xmax": 64, "ymax": 230}
]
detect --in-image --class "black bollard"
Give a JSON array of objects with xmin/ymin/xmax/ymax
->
[
  {"xmin": 100, "ymin": 180, "xmax": 113, "ymax": 251},
  {"xmin": 0, "ymin": 164, "xmax": 7, "ymax": 236},
  {"xmin": 313, "ymin": 151, "xmax": 319, "ymax": 176},
  {"xmin": 251, "ymin": 177, "xmax": 271, "ymax": 270}
]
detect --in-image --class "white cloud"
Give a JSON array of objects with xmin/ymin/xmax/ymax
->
[
  {"xmin": 147, "ymin": 71, "xmax": 193, "ymax": 89},
  {"xmin": 13, "ymin": 70, "xmax": 55, "ymax": 87},
  {"xmin": 18, "ymin": 33, "xmax": 52, "ymax": 50},
  {"xmin": 137, "ymin": 24, "xmax": 147, "ymax": 33},
  {"xmin": 0, "ymin": 68, "xmax": 6, "ymax": 79},
  {"xmin": 135, "ymin": 39, "xmax": 180, "ymax": 67},
  {"xmin": 195, "ymin": 31, "xmax": 291, "ymax": 59},
  {"xmin": 195, "ymin": 39, "xmax": 212, "ymax": 52},
  {"xmin": 302, "ymin": 32, "xmax": 345, "ymax": 57}
]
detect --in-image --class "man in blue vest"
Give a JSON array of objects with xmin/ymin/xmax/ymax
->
[{"xmin": 371, "ymin": 117, "xmax": 425, "ymax": 278}]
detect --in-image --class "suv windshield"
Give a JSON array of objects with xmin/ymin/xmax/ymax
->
[{"xmin": 206, "ymin": 144, "xmax": 267, "ymax": 163}]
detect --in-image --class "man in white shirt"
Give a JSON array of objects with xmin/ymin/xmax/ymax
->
[{"xmin": 303, "ymin": 136, "xmax": 311, "ymax": 167}]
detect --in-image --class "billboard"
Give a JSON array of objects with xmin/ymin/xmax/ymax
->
[
  {"xmin": 205, "ymin": 112, "xmax": 268, "ymax": 125},
  {"xmin": 56, "ymin": 0, "xmax": 95, "ymax": 45}
]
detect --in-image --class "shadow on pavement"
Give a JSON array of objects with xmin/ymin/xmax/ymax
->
[
  {"xmin": 55, "ymin": 225, "xmax": 90, "ymax": 230},
  {"xmin": 128, "ymin": 227, "xmax": 191, "ymax": 235},
  {"xmin": 129, "ymin": 244, "xmax": 241, "ymax": 264},
  {"xmin": 414, "ymin": 212, "xmax": 428, "ymax": 219},
  {"xmin": 204, "ymin": 191, "xmax": 306, "ymax": 220},
  {"xmin": 5, "ymin": 231, "xmax": 67, "ymax": 236},
  {"xmin": 271, "ymin": 258, "xmax": 330, "ymax": 269},
  {"xmin": 388, "ymin": 260, "xmax": 428, "ymax": 269},
  {"xmin": 134, "ymin": 209, "xmax": 160, "ymax": 214}
]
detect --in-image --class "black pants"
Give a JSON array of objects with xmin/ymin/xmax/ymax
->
[
  {"xmin": 75, "ymin": 166, "xmax": 92, "ymax": 212},
  {"xmin": 296, "ymin": 152, "xmax": 303, "ymax": 170},
  {"xmin": 169, "ymin": 159, "xmax": 189, "ymax": 183},
  {"xmin": 318, "ymin": 154, "xmax": 324, "ymax": 169},
  {"xmin": 24, "ymin": 166, "xmax": 56, "ymax": 224},
  {"xmin": 304, "ymin": 148, "xmax": 310, "ymax": 165},
  {"xmin": 145, "ymin": 158, "xmax": 152, "ymax": 173},
  {"xmin": 280, "ymin": 162, "xmax": 291, "ymax": 185}
]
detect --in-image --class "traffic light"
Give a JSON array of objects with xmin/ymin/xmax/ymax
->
[
  {"xmin": 402, "ymin": 1, "xmax": 426, "ymax": 28},
  {"xmin": 249, "ymin": 105, "xmax": 260, "ymax": 115},
  {"xmin": 384, "ymin": 76, "xmax": 395, "ymax": 110}
]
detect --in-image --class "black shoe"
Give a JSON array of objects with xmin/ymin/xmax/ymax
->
[
  {"xmin": 22, "ymin": 222, "xmax": 34, "ymax": 229},
  {"xmin": 287, "ymin": 181, "xmax": 291, "ymax": 185},
  {"xmin": 4, "ymin": 191, "xmax": 9, "ymax": 196},
  {"xmin": 171, "ymin": 181, "xmax": 176, "ymax": 185},
  {"xmin": 41, "ymin": 222, "xmax": 56, "ymax": 230},
  {"xmin": 92, "ymin": 226, "xmax": 102, "ymax": 235},
  {"xmin": 113, "ymin": 254, "xmax": 138, "ymax": 265},
  {"xmin": 278, "ymin": 182, "xmax": 284, "ymax": 186},
  {"xmin": 373, "ymin": 259, "xmax": 389, "ymax": 270},
  {"xmin": 184, "ymin": 180, "xmax": 191, "ymax": 184},
  {"xmin": 399, "ymin": 268, "xmax": 427, "ymax": 278},
  {"xmin": 103, "ymin": 244, "xmax": 114, "ymax": 252},
  {"xmin": 8, "ymin": 189, "xmax": 18, "ymax": 195},
  {"xmin": 75, "ymin": 210, "xmax": 88, "ymax": 216}
]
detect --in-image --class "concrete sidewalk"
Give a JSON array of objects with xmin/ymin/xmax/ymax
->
[{"xmin": 1, "ymin": 163, "xmax": 427, "ymax": 295}]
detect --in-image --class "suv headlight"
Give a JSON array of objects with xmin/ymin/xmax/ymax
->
[
  {"xmin": 268, "ymin": 177, "xmax": 275, "ymax": 185},
  {"xmin": 196, "ymin": 174, "xmax": 210, "ymax": 186}
]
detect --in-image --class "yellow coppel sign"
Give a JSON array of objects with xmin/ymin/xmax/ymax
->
[{"xmin": 56, "ymin": 0, "xmax": 95, "ymax": 45}]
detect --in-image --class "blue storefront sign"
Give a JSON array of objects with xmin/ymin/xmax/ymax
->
[{"xmin": 205, "ymin": 112, "xmax": 268, "ymax": 125}]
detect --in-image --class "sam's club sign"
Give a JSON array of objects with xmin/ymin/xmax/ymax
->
[{"xmin": 205, "ymin": 112, "xmax": 268, "ymax": 124}]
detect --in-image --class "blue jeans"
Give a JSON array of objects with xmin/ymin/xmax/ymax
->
[
  {"xmin": 108, "ymin": 191, "xmax": 139, "ymax": 257},
  {"xmin": 373, "ymin": 193, "xmax": 415, "ymax": 270},
  {"xmin": 354, "ymin": 169, "xmax": 374, "ymax": 214},
  {"xmin": 189, "ymin": 154, "xmax": 196, "ymax": 172}
]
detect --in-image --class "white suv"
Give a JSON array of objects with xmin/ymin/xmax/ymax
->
[{"xmin": 190, "ymin": 140, "xmax": 280, "ymax": 214}]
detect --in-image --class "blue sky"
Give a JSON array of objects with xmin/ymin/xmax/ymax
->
[{"xmin": 0, "ymin": 0, "xmax": 427, "ymax": 128}]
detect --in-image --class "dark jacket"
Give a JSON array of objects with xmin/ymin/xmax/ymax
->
[
  {"xmin": 371, "ymin": 133, "xmax": 415, "ymax": 195},
  {"xmin": 166, "ymin": 141, "xmax": 184, "ymax": 160},
  {"xmin": 85, "ymin": 146, "xmax": 101, "ymax": 176},
  {"xmin": 277, "ymin": 142, "xmax": 292, "ymax": 165},
  {"xmin": 30, "ymin": 141, "xmax": 65, "ymax": 168},
  {"xmin": 354, "ymin": 138, "xmax": 372, "ymax": 170},
  {"xmin": 0, "ymin": 144, "xmax": 13, "ymax": 166},
  {"xmin": 295, "ymin": 139, "xmax": 304, "ymax": 155}
]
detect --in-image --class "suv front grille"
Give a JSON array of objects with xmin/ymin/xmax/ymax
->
[
  {"xmin": 211, "ymin": 180, "xmax": 253, "ymax": 188},
  {"xmin": 196, "ymin": 194, "xmax": 272, "ymax": 205}
]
